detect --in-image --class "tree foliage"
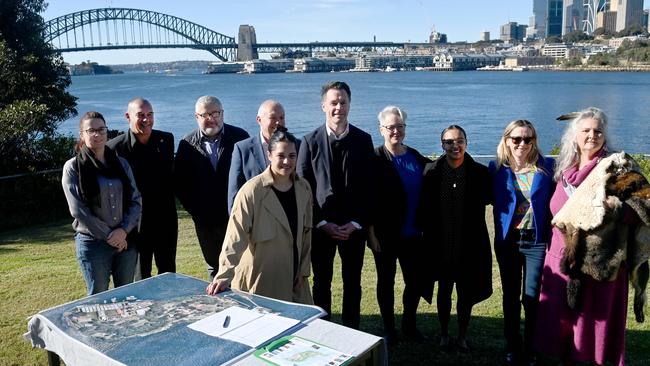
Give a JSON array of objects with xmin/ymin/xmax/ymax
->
[
  {"xmin": 587, "ymin": 39, "xmax": 650, "ymax": 65},
  {"xmin": 593, "ymin": 27, "xmax": 616, "ymax": 38},
  {"xmin": 617, "ymin": 24, "xmax": 646, "ymax": 37},
  {"xmin": 278, "ymin": 49, "xmax": 310, "ymax": 59},
  {"xmin": 0, "ymin": 0, "xmax": 77, "ymax": 175},
  {"xmin": 562, "ymin": 56, "xmax": 583, "ymax": 67},
  {"xmin": 545, "ymin": 35, "xmax": 562, "ymax": 44},
  {"xmin": 633, "ymin": 154, "xmax": 650, "ymax": 181},
  {"xmin": 562, "ymin": 30, "xmax": 593, "ymax": 44}
]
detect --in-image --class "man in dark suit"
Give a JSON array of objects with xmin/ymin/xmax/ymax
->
[
  {"xmin": 174, "ymin": 95, "xmax": 249, "ymax": 280},
  {"xmin": 107, "ymin": 97, "xmax": 177, "ymax": 279},
  {"xmin": 227, "ymin": 100, "xmax": 285, "ymax": 213},
  {"xmin": 297, "ymin": 81, "xmax": 375, "ymax": 329}
]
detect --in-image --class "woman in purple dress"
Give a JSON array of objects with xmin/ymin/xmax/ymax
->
[{"xmin": 535, "ymin": 107, "xmax": 649, "ymax": 366}]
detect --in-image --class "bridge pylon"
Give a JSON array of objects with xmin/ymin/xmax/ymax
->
[{"xmin": 237, "ymin": 25, "xmax": 258, "ymax": 61}]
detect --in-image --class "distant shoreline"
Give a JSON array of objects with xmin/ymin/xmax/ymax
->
[
  {"xmin": 541, "ymin": 66, "xmax": 650, "ymax": 72},
  {"xmin": 82, "ymin": 66, "xmax": 650, "ymax": 75}
]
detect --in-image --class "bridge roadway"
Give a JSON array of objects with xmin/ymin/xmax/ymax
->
[
  {"xmin": 54, "ymin": 41, "xmax": 419, "ymax": 54},
  {"xmin": 44, "ymin": 8, "xmax": 434, "ymax": 61}
]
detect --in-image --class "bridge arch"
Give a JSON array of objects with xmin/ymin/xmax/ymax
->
[{"xmin": 44, "ymin": 8, "xmax": 237, "ymax": 61}]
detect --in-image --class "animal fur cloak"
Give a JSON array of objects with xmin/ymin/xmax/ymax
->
[{"xmin": 552, "ymin": 152, "xmax": 650, "ymax": 322}]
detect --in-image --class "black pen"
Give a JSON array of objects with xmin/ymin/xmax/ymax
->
[{"xmin": 223, "ymin": 315, "xmax": 231, "ymax": 328}]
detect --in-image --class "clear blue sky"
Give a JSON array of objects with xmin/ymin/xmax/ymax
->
[{"xmin": 43, "ymin": 0, "xmax": 650, "ymax": 65}]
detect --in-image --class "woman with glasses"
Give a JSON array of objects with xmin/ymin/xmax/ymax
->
[
  {"xmin": 62, "ymin": 111, "xmax": 141, "ymax": 295},
  {"xmin": 535, "ymin": 108, "xmax": 650, "ymax": 366},
  {"xmin": 206, "ymin": 128, "xmax": 313, "ymax": 304},
  {"xmin": 367, "ymin": 106, "xmax": 431, "ymax": 346},
  {"xmin": 488, "ymin": 120, "xmax": 555, "ymax": 366},
  {"xmin": 418, "ymin": 125, "xmax": 492, "ymax": 353}
]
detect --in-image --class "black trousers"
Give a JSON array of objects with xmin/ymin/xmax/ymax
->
[
  {"xmin": 372, "ymin": 236, "xmax": 421, "ymax": 332},
  {"xmin": 134, "ymin": 228, "xmax": 178, "ymax": 279},
  {"xmin": 193, "ymin": 219, "xmax": 228, "ymax": 281},
  {"xmin": 311, "ymin": 228, "xmax": 366, "ymax": 329}
]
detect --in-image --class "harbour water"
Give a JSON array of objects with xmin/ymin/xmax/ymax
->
[{"xmin": 61, "ymin": 71, "xmax": 650, "ymax": 156}]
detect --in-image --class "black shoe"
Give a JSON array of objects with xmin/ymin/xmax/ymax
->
[
  {"xmin": 457, "ymin": 339, "xmax": 470, "ymax": 354},
  {"xmin": 524, "ymin": 354, "xmax": 537, "ymax": 366},
  {"xmin": 439, "ymin": 335, "xmax": 454, "ymax": 353},
  {"xmin": 403, "ymin": 328, "xmax": 429, "ymax": 342},
  {"xmin": 383, "ymin": 329, "xmax": 399, "ymax": 347},
  {"xmin": 505, "ymin": 352, "xmax": 518, "ymax": 365}
]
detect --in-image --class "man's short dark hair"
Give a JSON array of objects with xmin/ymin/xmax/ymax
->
[{"xmin": 321, "ymin": 81, "xmax": 351, "ymax": 101}]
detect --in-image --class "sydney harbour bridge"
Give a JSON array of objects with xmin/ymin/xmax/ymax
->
[{"xmin": 44, "ymin": 8, "xmax": 417, "ymax": 62}]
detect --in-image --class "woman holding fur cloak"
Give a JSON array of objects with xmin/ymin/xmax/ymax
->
[{"xmin": 535, "ymin": 107, "xmax": 650, "ymax": 366}]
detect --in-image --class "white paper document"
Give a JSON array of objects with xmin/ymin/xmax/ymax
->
[
  {"xmin": 188, "ymin": 307, "xmax": 300, "ymax": 347},
  {"xmin": 221, "ymin": 313, "xmax": 299, "ymax": 347},
  {"xmin": 187, "ymin": 306, "xmax": 261, "ymax": 337}
]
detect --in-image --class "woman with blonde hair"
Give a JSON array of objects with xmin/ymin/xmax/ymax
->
[{"xmin": 489, "ymin": 120, "xmax": 555, "ymax": 366}]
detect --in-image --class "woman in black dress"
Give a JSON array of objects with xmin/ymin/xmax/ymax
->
[{"xmin": 418, "ymin": 125, "xmax": 492, "ymax": 353}]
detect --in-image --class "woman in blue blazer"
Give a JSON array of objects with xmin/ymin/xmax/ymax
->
[{"xmin": 488, "ymin": 120, "xmax": 554, "ymax": 366}]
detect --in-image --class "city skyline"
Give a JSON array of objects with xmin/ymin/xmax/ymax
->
[{"xmin": 43, "ymin": 0, "xmax": 650, "ymax": 65}]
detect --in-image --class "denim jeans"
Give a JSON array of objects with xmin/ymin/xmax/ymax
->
[
  {"xmin": 495, "ymin": 233, "xmax": 546, "ymax": 355},
  {"xmin": 75, "ymin": 233, "xmax": 137, "ymax": 295}
]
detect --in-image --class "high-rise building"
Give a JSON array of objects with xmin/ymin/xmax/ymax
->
[
  {"xmin": 547, "ymin": 0, "xmax": 564, "ymax": 37},
  {"xmin": 500, "ymin": 22, "xmax": 526, "ymax": 42},
  {"xmin": 584, "ymin": 0, "xmax": 608, "ymax": 34},
  {"xmin": 532, "ymin": 0, "xmax": 548, "ymax": 38},
  {"xmin": 616, "ymin": 0, "xmax": 645, "ymax": 31},
  {"xmin": 429, "ymin": 27, "xmax": 448, "ymax": 44},
  {"xmin": 480, "ymin": 31, "xmax": 490, "ymax": 42},
  {"xmin": 518, "ymin": 24, "xmax": 529, "ymax": 40},
  {"xmin": 596, "ymin": 10, "xmax": 619, "ymax": 33},
  {"xmin": 645, "ymin": 9, "xmax": 649, "ymax": 29},
  {"xmin": 562, "ymin": 0, "xmax": 585, "ymax": 35}
]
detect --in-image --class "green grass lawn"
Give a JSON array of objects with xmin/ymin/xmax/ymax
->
[{"xmin": 1, "ymin": 209, "xmax": 648, "ymax": 365}]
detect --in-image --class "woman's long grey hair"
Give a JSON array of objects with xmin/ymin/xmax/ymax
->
[{"xmin": 554, "ymin": 107, "xmax": 611, "ymax": 181}]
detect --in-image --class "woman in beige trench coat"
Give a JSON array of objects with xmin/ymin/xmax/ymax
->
[{"xmin": 206, "ymin": 128, "xmax": 313, "ymax": 304}]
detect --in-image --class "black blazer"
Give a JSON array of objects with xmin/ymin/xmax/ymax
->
[
  {"xmin": 107, "ymin": 129, "xmax": 177, "ymax": 232},
  {"xmin": 174, "ymin": 124, "xmax": 249, "ymax": 224},
  {"xmin": 373, "ymin": 145, "xmax": 431, "ymax": 247},
  {"xmin": 297, "ymin": 124, "xmax": 375, "ymax": 227},
  {"xmin": 417, "ymin": 153, "xmax": 493, "ymax": 304}
]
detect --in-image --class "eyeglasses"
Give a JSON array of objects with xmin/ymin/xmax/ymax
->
[
  {"xmin": 197, "ymin": 110, "xmax": 223, "ymax": 119},
  {"xmin": 509, "ymin": 136, "xmax": 534, "ymax": 145},
  {"xmin": 382, "ymin": 124, "xmax": 406, "ymax": 132},
  {"xmin": 81, "ymin": 127, "xmax": 108, "ymax": 135},
  {"xmin": 442, "ymin": 138, "xmax": 466, "ymax": 146}
]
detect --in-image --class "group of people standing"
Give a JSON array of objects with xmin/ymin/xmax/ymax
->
[{"xmin": 62, "ymin": 81, "xmax": 649, "ymax": 366}]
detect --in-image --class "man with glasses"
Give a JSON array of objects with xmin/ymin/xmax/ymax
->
[
  {"xmin": 297, "ymin": 81, "xmax": 375, "ymax": 329},
  {"xmin": 108, "ymin": 97, "xmax": 177, "ymax": 279},
  {"xmin": 174, "ymin": 96, "xmax": 249, "ymax": 280}
]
